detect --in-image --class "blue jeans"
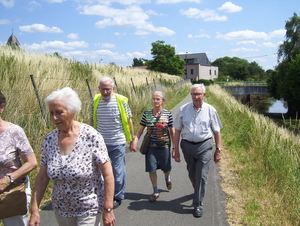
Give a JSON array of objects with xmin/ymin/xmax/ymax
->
[{"xmin": 106, "ymin": 144, "xmax": 126, "ymax": 200}]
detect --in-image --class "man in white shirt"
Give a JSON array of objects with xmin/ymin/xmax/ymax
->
[{"xmin": 173, "ymin": 83, "xmax": 222, "ymax": 218}]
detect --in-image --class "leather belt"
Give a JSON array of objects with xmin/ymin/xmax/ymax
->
[{"xmin": 182, "ymin": 137, "xmax": 212, "ymax": 144}]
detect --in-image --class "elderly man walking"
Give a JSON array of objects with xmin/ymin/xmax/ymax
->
[
  {"xmin": 173, "ymin": 83, "xmax": 222, "ymax": 218},
  {"xmin": 89, "ymin": 77, "xmax": 135, "ymax": 209}
]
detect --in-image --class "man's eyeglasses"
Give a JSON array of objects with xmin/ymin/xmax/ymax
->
[
  {"xmin": 191, "ymin": 93, "xmax": 203, "ymax": 96},
  {"xmin": 100, "ymin": 88, "xmax": 112, "ymax": 91}
]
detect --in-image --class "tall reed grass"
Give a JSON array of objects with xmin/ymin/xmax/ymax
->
[{"xmin": 206, "ymin": 84, "xmax": 300, "ymax": 225}]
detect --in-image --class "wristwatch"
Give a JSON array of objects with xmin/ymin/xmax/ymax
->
[
  {"xmin": 7, "ymin": 175, "xmax": 14, "ymax": 184},
  {"xmin": 104, "ymin": 207, "xmax": 114, "ymax": 212},
  {"xmin": 216, "ymin": 147, "xmax": 222, "ymax": 151}
]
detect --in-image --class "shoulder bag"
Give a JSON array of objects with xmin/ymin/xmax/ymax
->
[{"xmin": 0, "ymin": 182, "xmax": 27, "ymax": 219}]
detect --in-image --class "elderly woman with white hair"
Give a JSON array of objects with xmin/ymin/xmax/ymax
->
[
  {"xmin": 29, "ymin": 87, "xmax": 116, "ymax": 226},
  {"xmin": 132, "ymin": 91, "xmax": 175, "ymax": 203}
]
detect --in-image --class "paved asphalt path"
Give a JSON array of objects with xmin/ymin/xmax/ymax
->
[{"xmin": 39, "ymin": 94, "xmax": 229, "ymax": 226}]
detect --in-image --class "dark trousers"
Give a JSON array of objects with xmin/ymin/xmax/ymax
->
[{"xmin": 180, "ymin": 138, "xmax": 213, "ymax": 208}]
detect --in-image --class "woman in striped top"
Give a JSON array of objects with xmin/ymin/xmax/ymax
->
[{"xmin": 132, "ymin": 91, "xmax": 175, "ymax": 202}]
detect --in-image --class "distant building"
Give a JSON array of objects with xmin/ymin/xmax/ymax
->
[
  {"xmin": 6, "ymin": 32, "xmax": 20, "ymax": 47},
  {"xmin": 178, "ymin": 53, "xmax": 219, "ymax": 80}
]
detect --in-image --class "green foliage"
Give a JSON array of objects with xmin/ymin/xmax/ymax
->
[
  {"xmin": 132, "ymin": 57, "xmax": 144, "ymax": 67},
  {"xmin": 278, "ymin": 12, "xmax": 300, "ymax": 62},
  {"xmin": 191, "ymin": 79, "xmax": 214, "ymax": 86},
  {"xmin": 212, "ymin": 56, "xmax": 267, "ymax": 81},
  {"xmin": 268, "ymin": 13, "xmax": 300, "ymax": 116},
  {"xmin": 145, "ymin": 40, "xmax": 185, "ymax": 76}
]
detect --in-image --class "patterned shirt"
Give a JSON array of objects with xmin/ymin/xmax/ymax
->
[
  {"xmin": 0, "ymin": 123, "xmax": 33, "ymax": 179},
  {"xmin": 90, "ymin": 94, "xmax": 132, "ymax": 146},
  {"xmin": 140, "ymin": 109, "xmax": 173, "ymax": 149},
  {"xmin": 41, "ymin": 123, "xmax": 110, "ymax": 217},
  {"xmin": 174, "ymin": 102, "xmax": 222, "ymax": 142}
]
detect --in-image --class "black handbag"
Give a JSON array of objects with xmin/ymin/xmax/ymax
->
[{"xmin": 139, "ymin": 112, "xmax": 161, "ymax": 155}]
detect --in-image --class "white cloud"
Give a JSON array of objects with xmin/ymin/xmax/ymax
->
[
  {"xmin": 261, "ymin": 42, "xmax": 277, "ymax": 48},
  {"xmin": 269, "ymin": 29, "xmax": 286, "ymax": 38},
  {"xmin": 216, "ymin": 30, "xmax": 270, "ymax": 41},
  {"xmin": 180, "ymin": 8, "xmax": 227, "ymax": 21},
  {"xmin": 0, "ymin": 19, "xmax": 10, "ymax": 25},
  {"xmin": 188, "ymin": 30, "xmax": 211, "ymax": 38},
  {"xmin": 62, "ymin": 49, "xmax": 146, "ymax": 64},
  {"xmin": 67, "ymin": 33, "xmax": 80, "ymax": 40},
  {"xmin": 19, "ymin": 24, "xmax": 63, "ymax": 33},
  {"xmin": 155, "ymin": 0, "xmax": 202, "ymax": 4},
  {"xmin": 81, "ymin": 5, "xmax": 175, "ymax": 36},
  {"xmin": 237, "ymin": 40, "xmax": 256, "ymax": 45},
  {"xmin": 24, "ymin": 40, "xmax": 88, "ymax": 52},
  {"xmin": 28, "ymin": 1, "xmax": 42, "ymax": 8},
  {"xmin": 146, "ymin": 9, "xmax": 164, "ymax": 16},
  {"xmin": 218, "ymin": 2, "xmax": 242, "ymax": 13},
  {"xmin": 95, "ymin": 43, "xmax": 116, "ymax": 49},
  {"xmin": 231, "ymin": 47, "xmax": 260, "ymax": 52},
  {"xmin": 114, "ymin": 32, "xmax": 126, "ymax": 36},
  {"xmin": 0, "ymin": 0, "xmax": 14, "ymax": 8}
]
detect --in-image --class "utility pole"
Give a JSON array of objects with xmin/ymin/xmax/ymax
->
[{"xmin": 185, "ymin": 52, "xmax": 188, "ymax": 79}]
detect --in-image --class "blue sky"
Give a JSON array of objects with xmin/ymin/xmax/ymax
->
[{"xmin": 1, "ymin": 0, "xmax": 299, "ymax": 70}]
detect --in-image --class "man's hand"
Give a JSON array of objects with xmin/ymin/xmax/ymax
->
[
  {"xmin": 172, "ymin": 148, "xmax": 181, "ymax": 163},
  {"xmin": 214, "ymin": 150, "xmax": 221, "ymax": 163}
]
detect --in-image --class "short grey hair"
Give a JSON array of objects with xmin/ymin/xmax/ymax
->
[
  {"xmin": 44, "ymin": 87, "xmax": 82, "ymax": 114},
  {"xmin": 190, "ymin": 83, "xmax": 206, "ymax": 93},
  {"xmin": 153, "ymin": 91, "xmax": 166, "ymax": 101},
  {"xmin": 99, "ymin": 77, "xmax": 115, "ymax": 88}
]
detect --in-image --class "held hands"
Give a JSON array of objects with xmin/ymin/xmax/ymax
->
[{"xmin": 129, "ymin": 138, "xmax": 138, "ymax": 152}]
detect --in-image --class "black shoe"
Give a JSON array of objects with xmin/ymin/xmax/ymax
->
[
  {"xmin": 193, "ymin": 207, "xmax": 203, "ymax": 218},
  {"xmin": 113, "ymin": 199, "xmax": 122, "ymax": 209}
]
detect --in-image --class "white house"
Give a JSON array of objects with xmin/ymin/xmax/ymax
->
[{"xmin": 178, "ymin": 53, "xmax": 219, "ymax": 80}]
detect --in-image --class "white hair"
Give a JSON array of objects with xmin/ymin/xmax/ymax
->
[
  {"xmin": 99, "ymin": 77, "xmax": 115, "ymax": 88},
  {"xmin": 44, "ymin": 87, "xmax": 82, "ymax": 114},
  {"xmin": 153, "ymin": 91, "xmax": 166, "ymax": 101},
  {"xmin": 190, "ymin": 83, "xmax": 206, "ymax": 93}
]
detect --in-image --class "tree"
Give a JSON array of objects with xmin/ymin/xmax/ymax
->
[
  {"xmin": 145, "ymin": 40, "xmax": 185, "ymax": 76},
  {"xmin": 268, "ymin": 13, "xmax": 300, "ymax": 117},
  {"xmin": 212, "ymin": 56, "xmax": 266, "ymax": 81},
  {"xmin": 132, "ymin": 57, "xmax": 144, "ymax": 67}
]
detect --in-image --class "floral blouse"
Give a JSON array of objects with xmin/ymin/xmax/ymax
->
[
  {"xmin": 140, "ymin": 109, "xmax": 173, "ymax": 149},
  {"xmin": 41, "ymin": 123, "xmax": 110, "ymax": 217},
  {"xmin": 0, "ymin": 123, "xmax": 33, "ymax": 179}
]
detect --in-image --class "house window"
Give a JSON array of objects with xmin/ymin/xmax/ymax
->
[
  {"xmin": 191, "ymin": 69, "xmax": 194, "ymax": 75},
  {"xmin": 187, "ymin": 59, "xmax": 194, "ymax": 64},
  {"xmin": 214, "ymin": 70, "xmax": 216, "ymax": 75},
  {"xmin": 209, "ymin": 70, "xmax": 211, "ymax": 75}
]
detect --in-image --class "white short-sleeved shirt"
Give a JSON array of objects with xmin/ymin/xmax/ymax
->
[
  {"xmin": 41, "ymin": 123, "xmax": 110, "ymax": 217},
  {"xmin": 174, "ymin": 102, "xmax": 222, "ymax": 142}
]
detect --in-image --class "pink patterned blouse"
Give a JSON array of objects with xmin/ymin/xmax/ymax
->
[{"xmin": 0, "ymin": 123, "xmax": 33, "ymax": 179}]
